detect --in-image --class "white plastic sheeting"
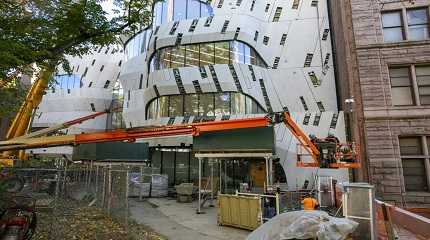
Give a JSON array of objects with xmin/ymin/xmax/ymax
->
[{"xmin": 246, "ymin": 210, "xmax": 358, "ymax": 240}]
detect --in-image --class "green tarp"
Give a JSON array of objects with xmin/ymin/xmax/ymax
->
[
  {"xmin": 193, "ymin": 126, "xmax": 274, "ymax": 153},
  {"xmin": 72, "ymin": 142, "xmax": 149, "ymax": 161}
]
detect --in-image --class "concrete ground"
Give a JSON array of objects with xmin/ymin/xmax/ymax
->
[{"xmin": 129, "ymin": 198, "xmax": 250, "ymax": 240}]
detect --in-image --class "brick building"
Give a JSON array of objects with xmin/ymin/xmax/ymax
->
[{"xmin": 330, "ymin": 0, "xmax": 430, "ymax": 207}]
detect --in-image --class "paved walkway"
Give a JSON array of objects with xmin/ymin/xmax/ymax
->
[{"xmin": 129, "ymin": 198, "xmax": 250, "ymax": 240}]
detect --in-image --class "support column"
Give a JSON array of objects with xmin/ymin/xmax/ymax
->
[
  {"xmin": 210, "ymin": 159, "xmax": 214, "ymax": 207},
  {"xmin": 197, "ymin": 157, "xmax": 203, "ymax": 214}
]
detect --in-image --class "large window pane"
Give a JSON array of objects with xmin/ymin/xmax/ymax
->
[
  {"xmin": 184, "ymin": 94, "xmax": 199, "ymax": 116},
  {"xmin": 416, "ymin": 66, "xmax": 430, "ymax": 105},
  {"xmin": 176, "ymin": 152, "xmax": 189, "ymax": 184},
  {"xmin": 201, "ymin": 1, "xmax": 213, "ymax": 17},
  {"xmin": 199, "ymin": 93, "xmax": 215, "ymax": 116},
  {"xmin": 389, "ymin": 67, "xmax": 414, "ymax": 106},
  {"xmin": 382, "ymin": 11, "xmax": 404, "ymax": 42},
  {"xmin": 214, "ymin": 42, "xmax": 230, "ymax": 64},
  {"xmin": 185, "ymin": 44, "xmax": 200, "ymax": 67},
  {"xmin": 199, "ymin": 43, "xmax": 215, "ymax": 65},
  {"xmin": 402, "ymin": 158, "xmax": 428, "ymax": 191},
  {"xmin": 214, "ymin": 93, "xmax": 231, "ymax": 116},
  {"xmin": 169, "ymin": 95, "xmax": 184, "ymax": 116},
  {"xmin": 407, "ymin": 8, "xmax": 429, "ymax": 41},
  {"xmin": 173, "ymin": 0, "xmax": 187, "ymax": 21},
  {"xmin": 231, "ymin": 41, "xmax": 245, "ymax": 63},
  {"xmin": 187, "ymin": 0, "xmax": 201, "ymax": 19},
  {"xmin": 158, "ymin": 96, "xmax": 169, "ymax": 118},
  {"xmin": 147, "ymin": 99, "xmax": 157, "ymax": 119},
  {"xmin": 163, "ymin": 151, "xmax": 175, "ymax": 186},
  {"xmin": 160, "ymin": 48, "xmax": 171, "ymax": 69},
  {"xmin": 169, "ymin": 46, "xmax": 186, "ymax": 68},
  {"xmin": 399, "ymin": 137, "xmax": 422, "ymax": 155},
  {"xmin": 243, "ymin": 45, "xmax": 252, "ymax": 65},
  {"xmin": 231, "ymin": 92, "xmax": 246, "ymax": 114}
]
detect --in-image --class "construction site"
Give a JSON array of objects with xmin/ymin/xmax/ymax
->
[{"xmin": 1, "ymin": 0, "xmax": 430, "ymax": 239}]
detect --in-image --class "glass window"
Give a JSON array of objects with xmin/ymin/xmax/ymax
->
[
  {"xmin": 382, "ymin": 11, "xmax": 404, "ymax": 42},
  {"xmin": 173, "ymin": 0, "xmax": 187, "ymax": 21},
  {"xmin": 230, "ymin": 41, "xmax": 245, "ymax": 64},
  {"xmin": 158, "ymin": 96, "xmax": 169, "ymax": 118},
  {"xmin": 176, "ymin": 152, "xmax": 189, "ymax": 184},
  {"xmin": 231, "ymin": 92, "xmax": 246, "ymax": 114},
  {"xmin": 184, "ymin": 94, "xmax": 199, "ymax": 116},
  {"xmin": 214, "ymin": 93, "xmax": 231, "ymax": 116},
  {"xmin": 199, "ymin": 43, "xmax": 215, "ymax": 65},
  {"xmin": 399, "ymin": 137, "xmax": 422, "ymax": 155},
  {"xmin": 273, "ymin": 7, "xmax": 282, "ymax": 22},
  {"xmin": 169, "ymin": 46, "xmax": 186, "ymax": 68},
  {"xmin": 160, "ymin": 48, "xmax": 171, "ymax": 69},
  {"xmin": 147, "ymin": 99, "xmax": 157, "ymax": 119},
  {"xmin": 199, "ymin": 93, "xmax": 215, "ymax": 116},
  {"xmin": 416, "ymin": 65, "xmax": 430, "ymax": 105},
  {"xmin": 407, "ymin": 8, "xmax": 429, "ymax": 41},
  {"xmin": 399, "ymin": 137, "xmax": 428, "ymax": 192},
  {"xmin": 214, "ymin": 42, "xmax": 230, "ymax": 64},
  {"xmin": 187, "ymin": 0, "xmax": 201, "ymax": 19},
  {"xmin": 169, "ymin": 95, "xmax": 184, "ymax": 116},
  {"xmin": 201, "ymin": 1, "xmax": 213, "ymax": 17},
  {"xmin": 185, "ymin": 44, "xmax": 200, "ymax": 67},
  {"xmin": 389, "ymin": 67, "xmax": 414, "ymax": 106}
]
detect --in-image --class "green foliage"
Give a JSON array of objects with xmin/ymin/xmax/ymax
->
[{"xmin": 0, "ymin": 0, "xmax": 153, "ymax": 116}]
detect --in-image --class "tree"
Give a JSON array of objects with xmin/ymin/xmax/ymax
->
[{"xmin": 0, "ymin": 0, "xmax": 154, "ymax": 118}]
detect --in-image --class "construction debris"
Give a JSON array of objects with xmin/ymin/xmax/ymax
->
[{"xmin": 246, "ymin": 210, "xmax": 358, "ymax": 240}]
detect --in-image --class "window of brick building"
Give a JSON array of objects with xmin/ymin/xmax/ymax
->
[
  {"xmin": 382, "ymin": 7, "xmax": 430, "ymax": 42},
  {"xmin": 389, "ymin": 67, "xmax": 414, "ymax": 106},
  {"xmin": 407, "ymin": 8, "xmax": 429, "ymax": 41},
  {"xmin": 399, "ymin": 137, "xmax": 429, "ymax": 192},
  {"xmin": 416, "ymin": 65, "xmax": 430, "ymax": 105},
  {"xmin": 382, "ymin": 11, "xmax": 405, "ymax": 42}
]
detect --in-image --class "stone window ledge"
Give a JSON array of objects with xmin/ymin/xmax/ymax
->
[{"xmin": 404, "ymin": 191, "xmax": 430, "ymax": 197}]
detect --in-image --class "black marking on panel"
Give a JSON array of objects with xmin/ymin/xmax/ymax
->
[
  {"xmin": 90, "ymin": 103, "xmax": 96, "ymax": 112},
  {"xmin": 139, "ymin": 74, "xmax": 143, "ymax": 89},
  {"xmin": 221, "ymin": 20, "xmax": 230, "ymax": 33},
  {"xmin": 154, "ymin": 36, "xmax": 158, "ymax": 50},
  {"xmin": 263, "ymin": 36, "xmax": 270, "ymax": 45},
  {"xmin": 167, "ymin": 117, "xmax": 175, "ymax": 125},
  {"xmin": 322, "ymin": 29, "xmax": 330, "ymax": 40},
  {"xmin": 317, "ymin": 101, "xmax": 325, "ymax": 112},
  {"xmin": 236, "ymin": 0, "xmax": 242, "ymax": 6},
  {"xmin": 248, "ymin": 65, "xmax": 257, "ymax": 82},
  {"xmin": 323, "ymin": 53, "xmax": 331, "ymax": 66},
  {"xmin": 330, "ymin": 113, "xmax": 339, "ymax": 129},
  {"xmin": 265, "ymin": 4, "xmax": 270, "ymax": 12},
  {"xmin": 273, "ymin": 57, "xmax": 280, "ymax": 69},
  {"xmin": 221, "ymin": 115, "xmax": 230, "ymax": 121},
  {"xmin": 199, "ymin": 66, "xmax": 208, "ymax": 78},
  {"xmin": 204, "ymin": 16, "xmax": 213, "ymax": 27},
  {"xmin": 193, "ymin": 116, "xmax": 203, "ymax": 123},
  {"xmin": 208, "ymin": 65, "xmax": 222, "ymax": 92},
  {"xmin": 182, "ymin": 116, "xmax": 190, "ymax": 124},
  {"xmin": 304, "ymin": 53, "xmax": 313, "ymax": 67},
  {"xmin": 299, "ymin": 96, "xmax": 308, "ymax": 111},
  {"xmin": 169, "ymin": 21, "xmax": 179, "ymax": 35},
  {"xmin": 311, "ymin": 0, "xmax": 318, "ymax": 7},
  {"xmin": 189, "ymin": 19, "xmax": 199, "ymax": 32},
  {"xmin": 154, "ymin": 26, "xmax": 160, "ymax": 35},
  {"xmin": 175, "ymin": 33, "xmax": 183, "ymax": 45},
  {"xmin": 254, "ymin": 31, "xmax": 259, "ymax": 41},
  {"xmin": 313, "ymin": 112, "xmax": 321, "ymax": 126},
  {"xmin": 217, "ymin": 0, "xmax": 224, "ymax": 8},
  {"xmin": 228, "ymin": 64, "xmax": 242, "ymax": 92},
  {"xmin": 283, "ymin": 106, "xmax": 289, "ymax": 113},
  {"xmin": 202, "ymin": 116, "xmax": 216, "ymax": 122},
  {"xmin": 192, "ymin": 80, "xmax": 203, "ymax": 94},
  {"xmin": 259, "ymin": 79, "xmax": 273, "ymax": 113},
  {"xmin": 280, "ymin": 34, "xmax": 287, "ymax": 45},
  {"xmin": 234, "ymin": 27, "xmax": 240, "ymax": 40},
  {"xmin": 153, "ymin": 85, "xmax": 160, "ymax": 97},
  {"xmin": 292, "ymin": 0, "xmax": 300, "ymax": 9},
  {"xmin": 173, "ymin": 68, "xmax": 186, "ymax": 94},
  {"xmin": 303, "ymin": 113, "xmax": 311, "ymax": 125},
  {"xmin": 308, "ymin": 71, "xmax": 321, "ymax": 86},
  {"xmin": 250, "ymin": 0, "xmax": 256, "ymax": 11}
]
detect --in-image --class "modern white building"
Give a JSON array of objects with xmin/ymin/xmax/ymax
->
[{"xmin": 33, "ymin": 0, "xmax": 349, "ymax": 189}]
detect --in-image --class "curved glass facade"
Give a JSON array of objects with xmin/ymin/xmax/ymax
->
[
  {"xmin": 154, "ymin": 0, "xmax": 213, "ymax": 27},
  {"xmin": 147, "ymin": 92, "xmax": 266, "ymax": 119},
  {"xmin": 125, "ymin": 30, "xmax": 152, "ymax": 60},
  {"xmin": 149, "ymin": 41, "xmax": 267, "ymax": 72}
]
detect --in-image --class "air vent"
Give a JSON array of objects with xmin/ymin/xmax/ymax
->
[
  {"xmin": 139, "ymin": 74, "xmax": 143, "ymax": 89},
  {"xmin": 248, "ymin": 65, "xmax": 257, "ymax": 82},
  {"xmin": 91, "ymin": 59, "xmax": 96, "ymax": 66},
  {"xmin": 299, "ymin": 96, "xmax": 308, "ymax": 111},
  {"xmin": 90, "ymin": 103, "xmax": 96, "ymax": 112},
  {"xmin": 189, "ymin": 19, "xmax": 199, "ymax": 32},
  {"xmin": 236, "ymin": 0, "xmax": 242, "ymax": 6},
  {"xmin": 169, "ymin": 21, "xmax": 179, "ymax": 35},
  {"xmin": 273, "ymin": 57, "xmax": 280, "ymax": 69},
  {"xmin": 308, "ymin": 71, "xmax": 321, "ymax": 87},
  {"xmin": 280, "ymin": 34, "xmax": 287, "ymax": 45},
  {"xmin": 221, "ymin": 20, "xmax": 230, "ymax": 33},
  {"xmin": 153, "ymin": 85, "xmax": 160, "ymax": 97},
  {"xmin": 154, "ymin": 26, "xmax": 160, "ymax": 35},
  {"xmin": 217, "ymin": 0, "xmax": 224, "ymax": 8},
  {"xmin": 254, "ymin": 31, "xmax": 259, "ymax": 41},
  {"xmin": 82, "ymin": 67, "xmax": 88, "ymax": 77},
  {"xmin": 311, "ymin": 0, "xmax": 318, "ymax": 7},
  {"xmin": 118, "ymin": 60, "xmax": 122, "ymax": 66},
  {"xmin": 208, "ymin": 65, "xmax": 222, "ymax": 92},
  {"xmin": 167, "ymin": 117, "xmax": 175, "ymax": 125},
  {"xmin": 103, "ymin": 80, "xmax": 110, "ymax": 89},
  {"xmin": 273, "ymin": 7, "xmax": 283, "ymax": 22},
  {"xmin": 322, "ymin": 29, "xmax": 330, "ymax": 40},
  {"xmin": 67, "ymin": 89, "xmax": 70, "ymax": 94},
  {"xmin": 292, "ymin": 0, "xmax": 300, "ymax": 9},
  {"xmin": 182, "ymin": 116, "xmax": 190, "ymax": 124},
  {"xmin": 265, "ymin": 4, "xmax": 270, "ymax": 12},
  {"xmin": 303, "ymin": 113, "xmax": 311, "ymax": 125},
  {"xmin": 100, "ymin": 65, "xmax": 105, "ymax": 72},
  {"xmin": 173, "ymin": 68, "xmax": 186, "ymax": 94},
  {"xmin": 330, "ymin": 113, "xmax": 339, "ymax": 129},
  {"xmin": 317, "ymin": 101, "xmax": 325, "ymax": 112},
  {"xmin": 313, "ymin": 112, "xmax": 321, "ymax": 126},
  {"xmin": 192, "ymin": 80, "xmax": 203, "ymax": 94},
  {"xmin": 76, "ymin": 65, "xmax": 80, "ymax": 72},
  {"xmin": 199, "ymin": 66, "xmax": 208, "ymax": 78},
  {"xmin": 263, "ymin": 36, "xmax": 270, "ymax": 45},
  {"xmin": 250, "ymin": 0, "xmax": 256, "ymax": 11},
  {"xmin": 304, "ymin": 53, "xmax": 313, "ymax": 67},
  {"xmin": 88, "ymin": 82, "xmax": 93, "ymax": 87},
  {"xmin": 175, "ymin": 33, "xmax": 183, "ymax": 45},
  {"xmin": 259, "ymin": 79, "xmax": 273, "ymax": 113},
  {"xmin": 323, "ymin": 53, "xmax": 331, "ymax": 66},
  {"xmin": 229, "ymin": 64, "xmax": 242, "ymax": 92},
  {"xmin": 204, "ymin": 16, "xmax": 213, "ymax": 27},
  {"xmin": 234, "ymin": 27, "xmax": 240, "ymax": 40}
]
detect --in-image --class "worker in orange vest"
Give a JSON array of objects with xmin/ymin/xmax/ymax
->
[{"xmin": 302, "ymin": 195, "xmax": 319, "ymax": 210}]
